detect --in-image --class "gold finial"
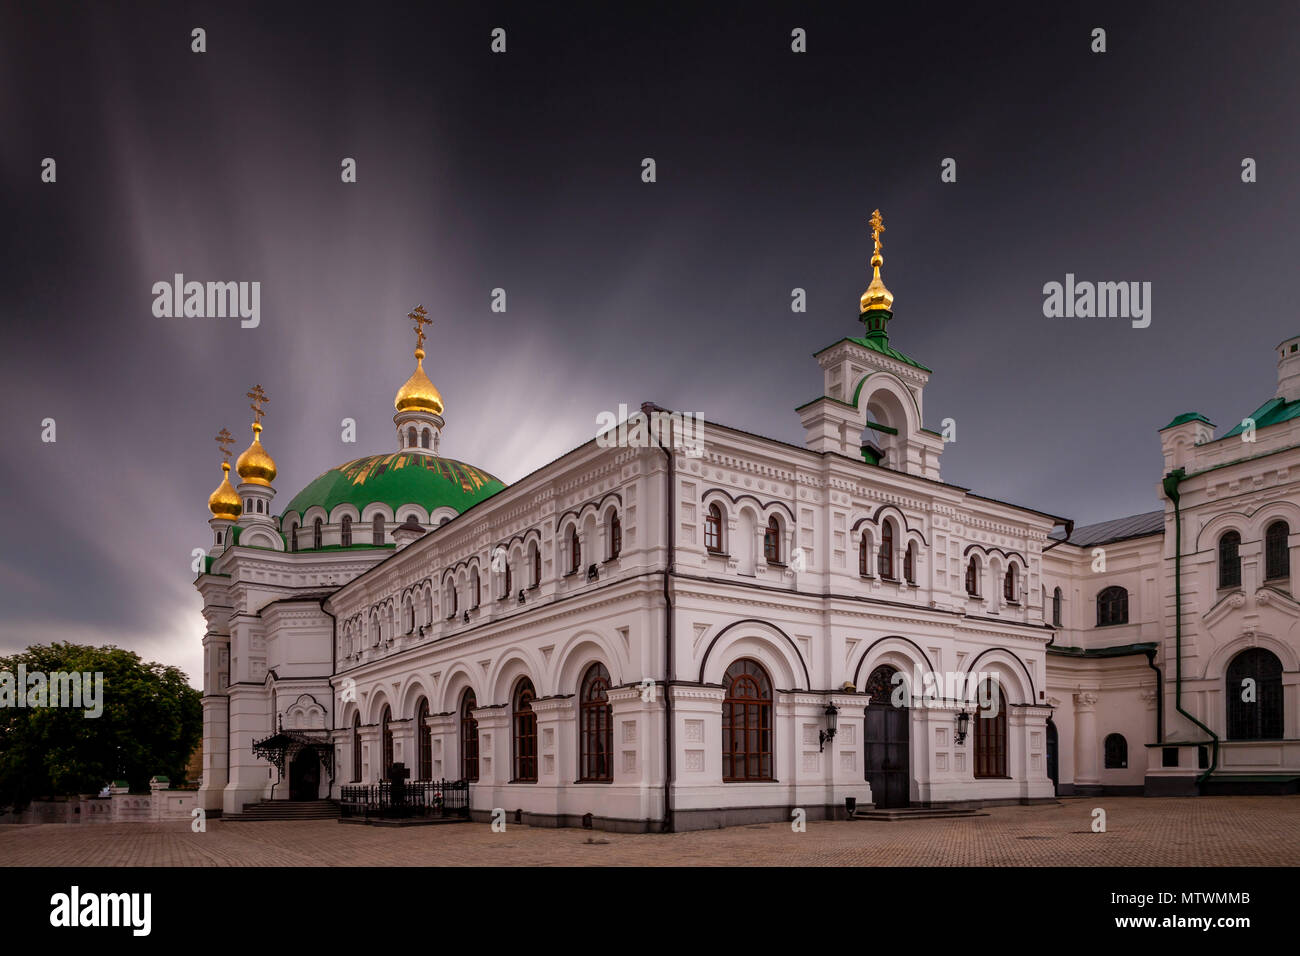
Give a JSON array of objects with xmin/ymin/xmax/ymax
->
[
  {"xmin": 215, "ymin": 428, "xmax": 236, "ymax": 463},
  {"xmin": 408, "ymin": 304, "xmax": 431, "ymax": 354},
  {"xmin": 246, "ymin": 384, "xmax": 269, "ymax": 424},
  {"xmin": 860, "ymin": 208, "xmax": 895, "ymax": 315}
]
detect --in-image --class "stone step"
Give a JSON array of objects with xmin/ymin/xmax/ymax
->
[
  {"xmin": 224, "ymin": 800, "xmax": 341, "ymax": 822},
  {"xmin": 851, "ymin": 807, "xmax": 988, "ymax": 821}
]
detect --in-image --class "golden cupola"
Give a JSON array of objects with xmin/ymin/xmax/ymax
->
[
  {"xmin": 860, "ymin": 208, "xmax": 895, "ymax": 317},
  {"xmin": 394, "ymin": 304, "xmax": 444, "ymax": 416},
  {"xmin": 208, "ymin": 461, "xmax": 242, "ymax": 520},
  {"xmin": 235, "ymin": 385, "xmax": 277, "ymax": 486}
]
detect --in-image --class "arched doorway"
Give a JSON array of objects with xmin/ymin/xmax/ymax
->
[
  {"xmin": 864, "ymin": 664, "xmax": 910, "ymax": 808},
  {"xmin": 289, "ymin": 748, "xmax": 320, "ymax": 801},
  {"xmin": 1226, "ymin": 648, "xmax": 1284, "ymax": 740},
  {"xmin": 1046, "ymin": 719, "xmax": 1059, "ymax": 795}
]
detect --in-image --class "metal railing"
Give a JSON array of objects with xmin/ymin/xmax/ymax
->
[{"xmin": 339, "ymin": 779, "xmax": 470, "ymax": 819}]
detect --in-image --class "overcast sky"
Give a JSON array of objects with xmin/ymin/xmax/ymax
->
[{"xmin": 3, "ymin": 2, "xmax": 1299, "ymax": 686}]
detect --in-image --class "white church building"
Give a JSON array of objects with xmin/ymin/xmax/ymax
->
[{"xmin": 194, "ymin": 217, "xmax": 1299, "ymax": 830}]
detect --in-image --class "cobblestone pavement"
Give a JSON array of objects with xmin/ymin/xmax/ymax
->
[{"xmin": 1, "ymin": 797, "xmax": 1297, "ymax": 866}]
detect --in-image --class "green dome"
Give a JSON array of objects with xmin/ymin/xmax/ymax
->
[{"xmin": 281, "ymin": 453, "xmax": 505, "ymax": 519}]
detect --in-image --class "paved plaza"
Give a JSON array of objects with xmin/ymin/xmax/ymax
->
[{"xmin": 1, "ymin": 796, "xmax": 1296, "ymax": 866}]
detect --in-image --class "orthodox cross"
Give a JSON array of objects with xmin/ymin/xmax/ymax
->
[
  {"xmin": 408, "ymin": 304, "xmax": 431, "ymax": 351},
  {"xmin": 215, "ymin": 428, "xmax": 236, "ymax": 462},
  {"xmin": 247, "ymin": 384, "xmax": 269, "ymax": 424},
  {"xmin": 869, "ymin": 209, "xmax": 885, "ymax": 256}
]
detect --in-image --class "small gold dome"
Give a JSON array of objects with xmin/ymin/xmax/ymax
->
[
  {"xmin": 395, "ymin": 348, "xmax": 445, "ymax": 415},
  {"xmin": 208, "ymin": 462, "xmax": 242, "ymax": 520},
  {"xmin": 860, "ymin": 251, "xmax": 894, "ymax": 313},
  {"xmin": 235, "ymin": 422, "xmax": 277, "ymax": 486}
]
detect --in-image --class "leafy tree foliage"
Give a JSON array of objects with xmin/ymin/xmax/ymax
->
[{"xmin": 0, "ymin": 643, "xmax": 201, "ymax": 810}]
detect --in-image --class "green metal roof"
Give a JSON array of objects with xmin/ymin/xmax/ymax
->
[
  {"xmin": 1160, "ymin": 411, "xmax": 1214, "ymax": 430},
  {"xmin": 281, "ymin": 453, "xmax": 506, "ymax": 518},
  {"xmin": 814, "ymin": 335, "xmax": 932, "ymax": 373},
  {"xmin": 1222, "ymin": 396, "xmax": 1300, "ymax": 437}
]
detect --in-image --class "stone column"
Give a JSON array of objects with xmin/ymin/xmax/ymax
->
[{"xmin": 1073, "ymin": 691, "xmax": 1101, "ymax": 793}]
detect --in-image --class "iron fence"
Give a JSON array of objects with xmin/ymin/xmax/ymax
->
[{"xmin": 339, "ymin": 779, "xmax": 469, "ymax": 819}]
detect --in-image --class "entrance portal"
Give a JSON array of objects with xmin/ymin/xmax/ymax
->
[
  {"xmin": 863, "ymin": 665, "xmax": 910, "ymax": 808},
  {"xmin": 1046, "ymin": 719, "xmax": 1059, "ymax": 795},
  {"xmin": 289, "ymin": 748, "xmax": 321, "ymax": 801}
]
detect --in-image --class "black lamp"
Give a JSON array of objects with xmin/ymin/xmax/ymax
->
[
  {"xmin": 955, "ymin": 709, "xmax": 971, "ymax": 745},
  {"xmin": 818, "ymin": 702, "xmax": 839, "ymax": 752}
]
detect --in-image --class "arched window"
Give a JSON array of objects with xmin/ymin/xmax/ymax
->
[
  {"xmin": 1103, "ymin": 733, "xmax": 1127, "ymax": 769},
  {"xmin": 1226, "ymin": 648, "xmax": 1283, "ymax": 740},
  {"xmin": 407, "ymin": 426, "xmax": 417, "ymax": 448},
  {"xmin": 965, "ymin": 557, "xmax": 980, "ymax": 596},
  {"xmin": 705, "ymin": 503, "xmax": 723, "ymax": 554},
  {"xmin": 503, "ymin": 556, "xmax": 512, "ymax": 599},
  {"xmin": 1266, "ymin": 521, "xmax": 1290, "ymax": 580},
  {"xmin": 460, "ymin": 690, "xmax": 479, "ymax": 782},
  {"xmin": 879, "ymin": 521, "xmax": 895, "ymax": 579},
  {"xmin": 1219, "ymin": 530, "xmax": 1242, "ymax": 588},
  {"xmin": 424, "ymin": 589, "xmax": 432, "ymax": 624},
  {"xmin": 1096, "ymin": 586, "xmax": 1128, "ymax": 626},
  {"xmin": 569, "ymin": 526, "xmax": 581, "ymax": 574},
  {"xmin": 512, "ymin": 678, "xmax": 538, "ymax": 782},
  {"xmin": 904, "ymin": 542, "xmax": 916, "ymax": 584},
  {"xmin": 530, "ymin": 541, "xmax": 541, "ymax": 587},
  {"xmin": 722, "ymin": 658, "xmax": 773, "ymax": 782},
  {"xmin": 404, "ymin": 597, "xmax": 414, "ymax": 634},
  {"xmin": 439, "ymin": 516, "xmax": 451, "ymax": 527},
  {"xmin": 1052, "ymin": 587, "xmax": 1062, "ymax": 627},
  {"xmin": 764, "ymin": 517, "xmax": 780, "ymax": 563},
  {"xmin": 372, "ymin": 514, "xmax": 385, "ymax": 545},
  {"xmin": 444, "ymin": 577, "xmax": 457, "ymax": 617},
  {"xmin": 609, "ymin": 511, "xmax": 622, "ymax": 560},
  {"xmin": 471, "ymin": 567, "xmax": 481, "ymax": 609},
  {"xmin": 859, "ymin": 532, "xmax": 871, "ymax": 577},
  {"xmin": 341, "ymin": 515, "xmax": 352, "ymax": 547},
  {"xmin": 352, "ymin": 714, "xmax": 362, "ymax": 782},
  {"xmin": 973, "ymin": 680, "xmax": 1007, "ymax": 778},
  {"xmin": 578, "ymin": 663, "xmax": 613, "ymax": 782},
  {"xmin": 864, "ymin": 664, "xmax": 901, "ymax": 705},
  {"xmin": 415, "ymin": 698, "xmax": 431, "ymax": 780},
  {"xmin": 1003, "ymin": 564, "xmax": 1018, "ymax": 602},
  {"xmin": 313, "ymin": 517, "xmax": 323, "ymax": 550},
  {"xmin": 380, "ymin": 705, "xmax": 394, "ymax": 775},
  {"xmin": 420, "ymin": 428, "xmax": 430, "ymax": 449},
  {"xmin": 289, "ymin": 523, "xmax": 298, "ymax": 552}
]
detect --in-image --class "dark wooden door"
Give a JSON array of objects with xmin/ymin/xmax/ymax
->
[
  {"xmin": 864, "ymin": 705, "xmax": 910, "ymax": 808},
  {"xmin": 290, "ymin": 748, "xmax": 320, "ymax": 801},
  {"xmin": 1046, "ymin": 720, "xmax": 1059, "ymax": 795}
]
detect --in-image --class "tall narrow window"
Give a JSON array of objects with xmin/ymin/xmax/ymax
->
[
  {"xmin": 471, "ymin": 568, "xmax": 481, "ymax": 609},
  {"xmin": 973, "ymin": 680, "xmax": 1007, "ymax": 778},
  {"xmin": 705, "ymin": 503, "xmax": 723, "ymax": 554},
  {"xmin": 289, "ymin": 523, "xmax": 298, "ymax": 553},
  {"xmin": 415, "ymin": 698, "xmax": 431, "ymax": 780},
  {"xmin": 1226, "ymin": 648, "xmax": 1283, "ymax": 740},
  {"xmin": 352, "ymin": 714, "xmax": 362, "ymax": 782},
  {"xmin": 1103, "ymin": 733, "xmax": 1127, "ymax": 769},
  {"xmin": 372, "ymin": 514, "xmax": 385, "ymax": 545},
  {"xmin": 859, "ymin": 532, "xmax": 871, "ymax": 577},
  {"xmin": 380, "ymin": 705, "xmax": 394, "ymax": 775},
  {"xmin": 341, "ymin": 515, "xmax": 352, "ymax": 547},
  {"xmin": 445, "ymin": 578, "xmax": 457, "ymax": 617},
  {"xmin": 578, "ymin": 663, "xmax": 613, "ymax": 782},
  {"xmin": 313, "ymin": 517, "xmax": 323, "ymax": 550},
  {"xmin": 609, "ymin": 512, "xmax": 622, "ymax": 559},
  {"xmin": 1266, "ymin": 521, "xmax": 1290, "ymax": 580},
  {"xmin": 407, "ymin": 426, "xmax": 417, "ymax": 448},
  {"xmin": 1096, "ymin": 586, "xmax": 1128, "ymax": 626},
  {"xmin": 879, "ymin": 522, "xmax": 895, "ymax": 579},
  {"xmin": 722, "ymin": 658, "xmax": 773, "ymax": 782},
  {"xmin": 966, "ymin": 558, "xmax": 979, "ymax": 596},
  {"xmin": 531, "ymin": 542, "xmax": 541, "ymax": 587},
  {"xmin": 1052, "ymin": 587, "xmax": 1062, "ymax": 627},
  {"xmin": 764, "ymin": 517, "xmax": 780, "ymax": 563},
  {"xmin": 420, "ymin": 428, "xmax": 430, "ymax": 449},
  {"xmin": 460, "ymin": 690, "xmax": 479, "ymax": 782},
  {"xmin": 1219, "ymin": 531, "xmax": 1242, "ymax": 588},
  {"xmin": 513, "ymin": 679, "xmax": 538, "ymax": 782},
  {"xmin": 1003, "ymin": 564, "xmax": 1017, "ymax": 602},
  {"xmin": 503, "ymin": 557, "xmax": 512, "ymax": 599},
  {"xmin": 569, "ymin": 526, "xmax": 581, "ymax": 574},
  {"xmin": 904, "ymin": 542, "xmax": 916, "ymax": 584}
]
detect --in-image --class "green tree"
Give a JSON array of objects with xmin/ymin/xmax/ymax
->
[{"xmin": 0, "ymin": 643, "xmax": 201, "ymax": 810}]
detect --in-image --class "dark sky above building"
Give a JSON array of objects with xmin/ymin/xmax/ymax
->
[{"xmin": 3, "ymin": 1, "xmax": 1298, "ymax": 684}]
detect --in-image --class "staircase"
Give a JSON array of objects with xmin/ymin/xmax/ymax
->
[
  {"xmin": 225, "ymin": 800, "xmax": 341, "ymax": 822},
  {"xmin": 851, "ymin": 806, "xmax": 987, "ymax": 821}
]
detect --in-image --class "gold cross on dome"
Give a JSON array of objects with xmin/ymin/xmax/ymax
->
[
  {"xmin": 215, "ymin": 428, "xmax": 236, "ymax": 462},
  {"xmin": 408, "ymin": 304, "xmax": 431, "ymax": 351},
  {"xmin": 869, "ymin": 209, "xmax": 885, "ymax": 256},
  {"xmin": 246, "ymin": 384, "xmax": 269, "ymax": 424}
]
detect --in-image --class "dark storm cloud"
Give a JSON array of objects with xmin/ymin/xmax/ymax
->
[{"xmin": 3, "ymin": 1, "xmax": 1298, "ymax": 684}]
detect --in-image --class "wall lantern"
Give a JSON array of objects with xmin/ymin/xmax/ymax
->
[
  {"xmin": 955, "ymin": 710, "xmax": 971, "ymax": 745},
  {"xmin": 818, "ymin": 702, "xmax": 839, "ymax": 752}
]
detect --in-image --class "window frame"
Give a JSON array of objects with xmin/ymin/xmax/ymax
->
[
  {"xmin": 577, "ymin": 663, "xmax": 613, "ymax": 783},
  {"xmin": 512, "ymin": 678, "xmax": 538, "ymax": 782},
  {"xmin": 721, "ymin": 658, "xmax": 774, "ymax": 782},
  {"xmin": 1218, "ymin": 530, "xmax": 1242, "ymax": 589},
  {"xmin": 705, "ymin": 503, "xmax": 723, "ymax": 554}
]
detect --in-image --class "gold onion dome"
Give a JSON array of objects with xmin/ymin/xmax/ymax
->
[
  {"xmin": 860, "ymin": 208, "xmax": 894, "ymax": 313},
  {"xmin": 395, "ymin": 347, "xmax": 445, "ymax": 415},
  {"xmin": 208, "ymin": 462, "xmax": 242, "ymax": 520},
  {"xmin": 235, "ymin": 422, "xmax": 277, "ymax": 486}
]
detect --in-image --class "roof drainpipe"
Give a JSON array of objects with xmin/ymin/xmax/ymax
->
[
  {"xmin": 1161, "ymin": 468, "xmax": 1218, "ymax": 787},
  {"xmin": 644, "ymin": 402, "xmax": 675, "ymax": 834}
]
